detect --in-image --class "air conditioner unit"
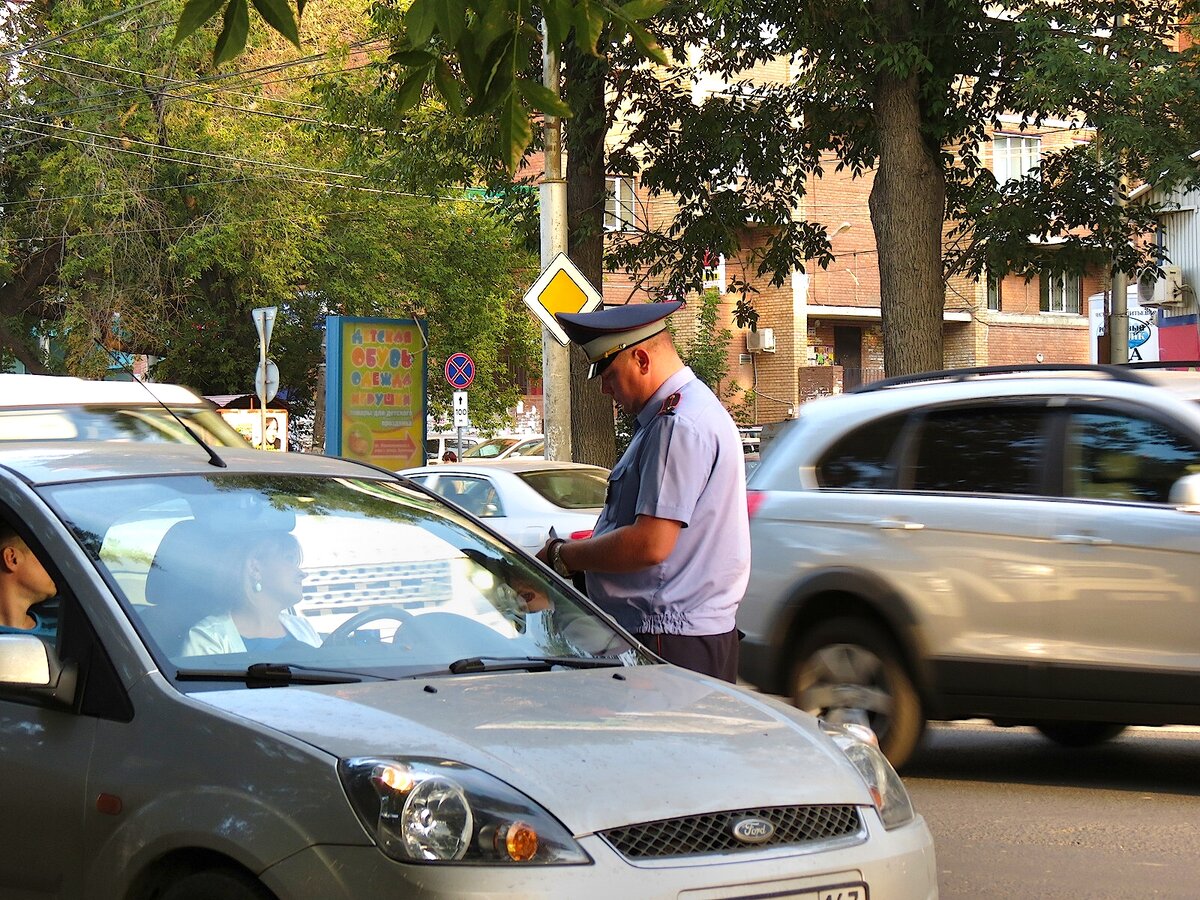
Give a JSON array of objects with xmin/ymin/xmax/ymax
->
[
  {"xmin": 746, "ymin": 328, "xmax": 776, "ymax": 353},
  {"xmin": 1136, "ymin": 265, "xmax": 1185, "ymax": 308}
]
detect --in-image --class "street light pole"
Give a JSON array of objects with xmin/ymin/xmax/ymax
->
[{"xmin": 540, "ymin": 25, "xmax": 571, "ymax": 461}]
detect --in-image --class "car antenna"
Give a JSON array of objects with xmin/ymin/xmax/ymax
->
[{"xmin": 91, "ymin": 339, "xmax": 228, "ymax": 468}]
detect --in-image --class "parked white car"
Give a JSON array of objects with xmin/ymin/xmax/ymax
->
[
  {"xmin": 0, "ymin": 441, "xmax": 936, "ymax": 899},
  {"xmin": 403, "ymin": 459, "xmax": 606, "ymax": 552},
  {"xmin": 462, "ymin": 434, "xmax": 545, "ymax": 461},
  {"xmin": 0, "ymin": 373, "xmax": 248, "ymax": 447}
]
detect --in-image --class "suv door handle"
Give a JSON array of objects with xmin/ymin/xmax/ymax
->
[
  {"xmin": 872, "ymin": 519, "xmax": 925, "ymax": 531},
  {"xmin": 1053, "ymin": 533, "xmax": 1113, "ymax": 545}
]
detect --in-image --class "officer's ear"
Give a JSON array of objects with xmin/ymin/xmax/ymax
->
[{"xmin": 630, "ymin": 345, "xmax": 652, "ymax": 373}]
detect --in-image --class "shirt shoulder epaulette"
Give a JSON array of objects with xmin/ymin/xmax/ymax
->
[{"xmin": 657, "ymin": 392, "xmax": 681, "ymax": 416}]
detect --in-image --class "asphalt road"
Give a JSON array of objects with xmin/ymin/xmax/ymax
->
[{"xmin": 901, "ymin": 721, "xmax": 1200, "ymax": 899}]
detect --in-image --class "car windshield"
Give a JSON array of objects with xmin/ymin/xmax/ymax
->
[
  {"xmin": 518, "ymin": 468, "xmax": 609, "ymax": 509},
  {"xmin": 0, "ymin": 405, "xmax": 249, "ymax": 447},
  {"xmin": 42, "ymin": 473, "xmax": 647, "ymax": 686},
  {"xmin": 463, "ymin": 437, "xmax": 519, "ymax": 459}
]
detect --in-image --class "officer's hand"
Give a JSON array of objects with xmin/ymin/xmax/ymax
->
[{"xmin": 535, "ymin": 538, "xmax": 556, "ymax": 564}]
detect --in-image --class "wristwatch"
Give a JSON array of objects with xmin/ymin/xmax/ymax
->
[{"xmin": 548, "ymin": 539, "xmax": 572, "ymax": 578}]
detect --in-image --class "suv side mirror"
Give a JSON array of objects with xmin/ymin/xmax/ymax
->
[
  {"xmin": 0, "ymin": 634, "xmax": 77, "ymax": 708},
  {"xmin": 1169, "ymin": 472, "xmax": 1200, "ymax": 512}
]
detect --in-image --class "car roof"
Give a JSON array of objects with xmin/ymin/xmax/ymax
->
[
  {"xmin": 0, "ymin": 441, "xmax": 385, "ymax": 487},
  {"xmin": 0, "ymin": 374, "xmax": 209, "ymax": 408},
  {"xmin": 403, "ymin": 459, "xmax": 609, "ymax": 477},
  {"xmin": 793, "ymin": 367, "xmax": 1200, "ymax": 436}
]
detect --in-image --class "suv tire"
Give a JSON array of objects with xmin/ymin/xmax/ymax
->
[{"xmin": 791, "ymin": 617, "xmax": 925, "ymax": 769}]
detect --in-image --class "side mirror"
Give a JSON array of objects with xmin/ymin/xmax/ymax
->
[
  {"xmin": 0, "ymin": 634, "xmax": 77, "ymax": 708},
  {"xmin": 1168, "ymin": 472, "xmax": 1200, "ymax": 512}
]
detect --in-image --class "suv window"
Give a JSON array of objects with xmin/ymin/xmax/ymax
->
[
  {"xmin": 910, "ymin": 406, "xmax": 1046, "ymax": 495},
  {"xmin": 817, "ymin": 414, "xmax": 906, "ymax": 489},
  {"xmin": 1067, "ymin": 411, "xmax": 1200, "ymax": 503}
]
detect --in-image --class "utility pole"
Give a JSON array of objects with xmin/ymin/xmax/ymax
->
[
  {"xmin": 1107, "ymin": 12, "xmax": 1129, "ymax": 365},
  {"xmin": 540, "ymin": 26, "xmax": 571, "ymax": 461}
]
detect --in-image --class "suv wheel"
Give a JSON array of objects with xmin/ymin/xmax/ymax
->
[
  {"xmin": 1034, "ymin": 721, "xmax": 1128, "ymax": 747},
  {"xmin": 791, "ymin": 617, "xmax": 924, "ymax": 769}
]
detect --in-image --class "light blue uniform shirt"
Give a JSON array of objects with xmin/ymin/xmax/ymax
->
[{"xmin": 586, "ymin": 367, "xmax": 750, "ymax": 635}]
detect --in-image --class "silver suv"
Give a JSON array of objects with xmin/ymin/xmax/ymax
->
[{"xmin": 739, "ymin": 364, "xmax": 1200, "ymax": 768}]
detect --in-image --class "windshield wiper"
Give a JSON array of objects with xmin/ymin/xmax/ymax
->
[
  {"xmin": 444, "ymin": 655, "xmax": 626, "ymax": 676},
  {"xmin": 175, "ymin": 662, "xmax": 389, "ymax": 687}
]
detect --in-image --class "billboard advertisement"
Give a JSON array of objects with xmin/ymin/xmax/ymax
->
[{"xmin": 325, "ymin": 317, "xmax": 427, "ymax": 470}]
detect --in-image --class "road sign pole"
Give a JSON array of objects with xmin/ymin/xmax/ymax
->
[{"xmin": 541, "ymin": 26, "xmax": 571, "ymax": 462}]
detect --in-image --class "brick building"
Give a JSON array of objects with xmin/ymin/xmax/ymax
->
[{"xmin": 599, "ymin": 67, "xmax": 1108, "ymax": 423}]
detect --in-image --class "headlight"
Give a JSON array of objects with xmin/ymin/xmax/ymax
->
[
  {"xmin": 339, "ymin": 758, "xmax": 592, "ymax": 865},
  {"xmin": 822, "ymin": 722, "xmax": 916, "ymax": 830}
]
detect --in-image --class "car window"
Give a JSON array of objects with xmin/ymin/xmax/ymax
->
[
  {"xmin": 0, "ymin": 406, "xmax": 248, "ymax": 447},
  {"xmin": 42, "ymin": 474, "xmax": 645, "ymax": 679},
  {"xmin": 463, "ymin": 438, "xmax": 517, "ymax": 459},
  {"xmin": 817, "ymin": 413, "xmax": 906, "ymax": 489},
  {"xmin": 1066, "ymin": 411, "xmax": 1200, "ymax": 503},
  {"xmin": 427, "ymin": 476, "xmax": 504, "ymax": 517},
  {"xmin": 518, "ymin": 469, "xmax": 609, "ymax": 509},
  {"xmin": 512, "ymin": 440, "xmax": 544, "ymax": 457},
  {"xmin": 909, "ymin": 406, "xmax": 1046, "ymax": 495}
]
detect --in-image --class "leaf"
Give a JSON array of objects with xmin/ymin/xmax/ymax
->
[
  {"xmin": 250, "ymin": 0, "xmax": 299, "ymax": 47},
  {"xmin": 395, "ymin": 66, "xmax": 432, "ymax": 114},
  {"xmin": 499, "ymin": 91, "xmax": 534, "ymax": 174},
  {"xmin": 543, "ymin": 0, "xmax": 572, "ymax": 46},
  {"xmin": 175, "ymin": 0, "xmax": 225, "ymax": 44},
  {"xmin": 476, "ymin": 2, "xmax": 511, "ymax": 54},
  {"xmin": 389, "ymin": 49, "xmax": 436, "ymax": 66},
  {"xmin": 516, "ymin": 78, "xmax": 573, "ymax": 118},
  {"xmin": 213, "ymin": 0, "xmax": 250, "ymax": 66},
  {"xmin": 574, "ymin": 0, "xmax": 605, "ymax": 56},
  {"xmin": 627, "ymin": 20, "xmax": 668, "ymax": 66},
  {"xmin": 434, "ymin": 60, "xmax": 464, "ymax": 115},
  {"xmin": 434, "ymin": 0, "xmax": 467, "ymax": 46},
  {"xmin": 405, "ymin": 0, "xmax": 437, "ymax": 47},
  {"xmin": 619, "ymin": 0, "xmax": 668, "ymax": 20}
]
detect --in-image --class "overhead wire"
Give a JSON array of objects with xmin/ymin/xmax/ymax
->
[{"xmin": 0, "ymin": 120, "xmax": 502, "ymax": 206}]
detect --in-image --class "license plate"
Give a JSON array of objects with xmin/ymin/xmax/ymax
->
[{"xmin": 819, "ymin": 886, "xmax": 868, "ymax": 900}]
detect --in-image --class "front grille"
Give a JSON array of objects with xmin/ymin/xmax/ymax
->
[{"xmin": 599, "ymin": 805, "xmax": 863, "ymax": 860}]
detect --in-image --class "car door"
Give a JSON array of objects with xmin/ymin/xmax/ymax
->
[
  {"xmin": 1045, "ymin": 404, "xmax": 1200, "ymax": 707},
  {"xmin": 887, "ymin": 402, "xmax": 1060, "ymax": 703},
  {"xmin": 0, "ymin": 504, "xmax": 93, "ymax": 897}
]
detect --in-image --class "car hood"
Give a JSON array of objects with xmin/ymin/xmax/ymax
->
[{"xmin": 193, "ymin": 665, "xmax": 871, "ymax": 833}]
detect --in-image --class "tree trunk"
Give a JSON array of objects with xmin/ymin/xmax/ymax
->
[
  {"xmin": 563, "ymin": 43, "xmax": 619, "ymax": 467},
  {"xmin": 0, "ymin": 241, "xmax": 63, "ymax": 374},
  {"xmin": 869, "ymin": 72, "xmax": 946, "ymax": 377}
]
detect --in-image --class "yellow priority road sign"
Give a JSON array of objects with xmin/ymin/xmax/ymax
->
[{"xmin": 522, "ymin": 252, "xmax": 603, "ymax": 346}]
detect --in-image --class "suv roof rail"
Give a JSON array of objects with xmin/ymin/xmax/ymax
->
[
  {"xmin": 851, "ymin": 362, "xmax": 1154, "ymax": 393},
  {"xmin": 1117, "ymin": 359, "xmax": 1200, "ymax": 371}
]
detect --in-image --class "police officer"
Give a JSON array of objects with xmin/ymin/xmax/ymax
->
[{"xmin": 538, "ymin": 300, "xmax": 750, "ymax": 682}]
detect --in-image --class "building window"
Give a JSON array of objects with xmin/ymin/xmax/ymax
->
[
  {"xmin": 986, "ymin": 273, "xmax": 1002, "ymax": 311},
  {"xmin": 1040, "ymin": 270, "xmax": 1081, "ymax": 314},
  {"xmin": 605, "ymin": 176, "xmax": 637, "ymax": 232},
  {"xmin": 701, "ymin": 251, "xmax": 726, "ymax": 293},
  {"xmin": 992, "ymin": 135, "xmax": 1041, "ymax": 183}
]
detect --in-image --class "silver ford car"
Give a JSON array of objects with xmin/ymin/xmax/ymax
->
[{"xmin": 0, "ymin": 441, "xmax": 935, "ymax": 899}]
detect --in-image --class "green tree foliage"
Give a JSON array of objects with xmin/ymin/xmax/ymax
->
[
  {"xmin": 177, "ymin": 0, "xmax": 669, "ymax": 171},
  {"xmin": 606, "ymin": 0, "xmax": 1200, "ymax": 374},
  {"xmin": 182, "ymin": 0, "xmax": 1200, "ymax": 387},
  {"xmin": 1, "ymin": 0, "xmax": 538, "ymax": 431}
]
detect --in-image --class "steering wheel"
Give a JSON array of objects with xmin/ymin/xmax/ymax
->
[{"xmin": 324, "ymin": 604, "xmax": 417, "ymax": 647}]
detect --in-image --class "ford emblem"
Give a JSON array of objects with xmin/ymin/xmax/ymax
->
[{"xmin": 731, "ymin": 816, "xmax": 775, "ymax": 844}]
